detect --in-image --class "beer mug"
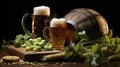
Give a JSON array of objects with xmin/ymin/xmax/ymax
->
[
  {"xmin": 43, "ymin": 18, "xmax": 67, "ymax": 50},
  {"xmin": 21, "ymin": 6, "xmax": 51, "ymax": 38}
]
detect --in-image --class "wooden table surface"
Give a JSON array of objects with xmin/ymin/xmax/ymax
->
[{"xmin": 0, "ymin": 48, "xmax": 120, "ymax": 67}]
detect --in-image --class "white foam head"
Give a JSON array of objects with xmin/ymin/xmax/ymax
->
[
  {"xmin": 50, "ymin": 18, "xmax": 66, "ymax": 27},
  {"xmin": 33, "ymin": 6, "xmax": 50, "ymax": 16}
]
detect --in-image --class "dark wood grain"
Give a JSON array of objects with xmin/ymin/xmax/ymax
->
[{"xmin": 0, "ymin": 48, "xmax": 120, "ymax": 67}]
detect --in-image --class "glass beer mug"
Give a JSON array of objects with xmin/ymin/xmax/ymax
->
[
  {"xmin": 21, "ymin": 6, "xmax": 51, "ymax": 38},
  {"xmin": 43, "ymin": 18, "xmax": 67, "ymax": 50}
]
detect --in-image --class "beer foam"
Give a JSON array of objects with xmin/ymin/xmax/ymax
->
[
  {"xmin": 33, "ymin": 6, "xmax": 50, "ymax": 16},
  {"xmin": 50, "ymin": 18, "xmax": 66, "ymax": 27}
]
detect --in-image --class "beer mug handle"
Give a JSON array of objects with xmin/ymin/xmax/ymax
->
[
  {"xmin": 43, "ymin": 27, "xmax": 51, "ymax": 42},
  {"xmin": 21, "ymin": 13, "xmax": 32, "ymax": 36}
]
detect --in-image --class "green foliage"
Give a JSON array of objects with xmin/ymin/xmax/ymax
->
[
  {"xmin": 64, "ymin": 30, "xmax": 120, "ymax": 66},
  {"xmin": 73, "ymin": 31, "xmax": 89, "ymax": 42},
  {"xmin": 1, "ymin": 39, "xmax": 12, "ymax": 49},
  {"xmin": 99, "ymin": 35, "xmax": 120, "ymax": 54},
  {"xmin": 13, "ymin": 33, "xmax": 31, "ymax": 47},
  {"xmin": 1, "ymin": 33, "xmax": 31, "ymax": 48},
  {"xmin": 1, "ymin": 33, "xmax": 52, "ymax": 51},
  {"xmin": 88, "ymin": 43, "xmax": 108, "ymax": 66},
  {"xmin": 65, "ymin": 31, "xmax": 89, "ymax": 62},
  {"xmin": 1, "ymin": 29, "xmax": 120, "ymax": 65},
  {"xmin": 65, "ymin": 42, "xmax": 82, "ymax": 61}
]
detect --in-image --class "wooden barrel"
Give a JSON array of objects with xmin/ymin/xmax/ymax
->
[{"xmin": 64, "ymin": 8, "xmax": 109, "ymax": 45}]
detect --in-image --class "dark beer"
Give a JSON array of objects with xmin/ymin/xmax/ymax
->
[
  {"xmin": 22, "ymin": 6, "xmax": 50, "ymax": 38},
  {"xmin": 32, "ymin": 6, "xmax": 50, "ymax": 38},
  {"xmin": 19, "ymin": 6, "xmax": 50, "ymax": 38},
  {"xmin": 32, "ymin": 15, "xmax": 50, "ymax": 38}
]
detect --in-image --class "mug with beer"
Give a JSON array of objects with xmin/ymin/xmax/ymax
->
[
  {"xmin": 21, "ymin": 6, "xmax": 51, "ymax": 38},
  {"xmin": 43, "ymin": 18, "xmax": 67, "ymax": 50}
]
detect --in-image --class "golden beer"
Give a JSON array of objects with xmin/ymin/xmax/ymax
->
[{"xmin": 43, "ymin": 18, "xmax": 67, "ymax": 50}]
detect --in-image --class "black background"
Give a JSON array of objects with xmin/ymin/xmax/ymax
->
[{"xmin": 0, "ymin": 0, "xmax": 119, "ymax": 44}]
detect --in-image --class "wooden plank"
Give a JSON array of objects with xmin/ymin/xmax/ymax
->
[{"xmin": 7, "ymin": 46, "xmax": 62, "ymax": 62}]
